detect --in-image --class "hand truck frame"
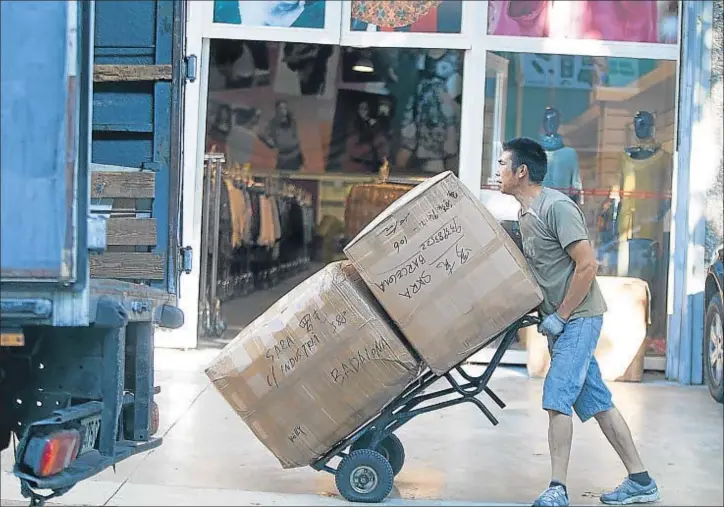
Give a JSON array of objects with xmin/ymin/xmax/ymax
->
[{"xmin": 309, "ymin": 314, "xmax": 540, "ymax": 503}]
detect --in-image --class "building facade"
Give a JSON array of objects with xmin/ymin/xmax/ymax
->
[{"xmin": 169, "ymin": 0, "xmax": 723, "ymax": 385}]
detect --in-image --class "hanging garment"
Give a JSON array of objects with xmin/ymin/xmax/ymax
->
[
  {"xmin": 224, "ymin": 178, "xmax": 243, "ymax": 248},
  {"xmin": 258, "ymin": 195, "xmax": 270, "ymax": 247},
  {"xmin": 242, "ymin": 187, "xmax": 254, "ymax": 244},
  {"xmin": 249, "ymin": 190, "xmax": 262, "ymax": 245},
  {"xmin": 289, "ymin": 200, "xmax": 305, "ymax": 253},
  {"xmin": 260, "ymin": 195, "xmax": 277, "ymax": 247},
  {"xmin": 235, "ymin": 184, "xmax": 247, "ymax": 245},
  {"xmin": 210, "ymin": 177, "xmax": 234, "ymax": 280},
  {"xmin": 271, "ymin": 197, "xmax": 282, "ymax": 242},
  {"xmin": 305, "ymin": 206, "xmax": 315, "ymax": 247}
]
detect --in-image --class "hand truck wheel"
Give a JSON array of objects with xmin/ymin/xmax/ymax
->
[
  {"xmin": 335, "ymin": 449, "xmax": 394, "ymax": 503},
  {"xmin": 350, "ymin": 433, "xmax": 405, "ymax": 477}
]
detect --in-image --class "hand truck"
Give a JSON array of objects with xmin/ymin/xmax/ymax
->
[{"xmin": 309, "ymin": 314, "xmax": 540, "ymax": 503}]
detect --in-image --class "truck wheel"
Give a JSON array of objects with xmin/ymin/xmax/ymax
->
[
  {"xmin": 335, "ymin": 449, "xmax": 393, "ymax": 503},
  {"xmin": 704, "ymin": 293, "xmax": 724, "ymax": 403},
  {"xmin": 351, "ymin": 433, "xmax": 405, "ymax": 476}
]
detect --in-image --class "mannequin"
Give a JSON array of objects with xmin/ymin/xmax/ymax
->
[
  {"xmin": 617, "ymin": 110, "xmax": 672, "ymax": 243},
  {"xmin": 539, "ymin": 107, "xmax": 583, "ymax": 204},
  {"xmin": 616, "ymin": 111, "xmax": 672, "ymax": 339}
]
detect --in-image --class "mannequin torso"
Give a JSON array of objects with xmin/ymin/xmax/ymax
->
[{"xmin": 617, "ymin": 144, "xmax": 671, "ymax": 242}]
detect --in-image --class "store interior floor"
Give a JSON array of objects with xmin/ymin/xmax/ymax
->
[{"xmin": 197, "ymin": 262, "xmax": 326, "ymax": 350}]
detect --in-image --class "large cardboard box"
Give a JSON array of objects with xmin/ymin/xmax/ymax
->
[
  {"xmin": 344, "ymin": 171, "xmax": 543, "ymax": 375},
  {"xmin": 205, "ymin": 261, "xmax": 421, "ymax": 469}
]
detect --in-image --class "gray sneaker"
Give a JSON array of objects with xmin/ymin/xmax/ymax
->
[
  {"xmin": 533, "ymin": 485, "xmax": 570, "ymax": 506},
  {"xmin": 600, "ymin": 477, "xmax": 660, "ymax": 505}
]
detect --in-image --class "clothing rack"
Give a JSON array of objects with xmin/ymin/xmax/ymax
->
[{"xmin": 198, "ymin": 154, "xmax": 315, "ymax": 338}]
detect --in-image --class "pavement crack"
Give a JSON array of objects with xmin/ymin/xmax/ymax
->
[
  {"xmin": 102, "ymin": 382, "xmax": 211, "ymax": 506},
  {"xmin": 160, "ymin": 382, "xmax": 211, "ymax": 440}
]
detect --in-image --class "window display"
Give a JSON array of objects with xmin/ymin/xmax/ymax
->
[
  {"xmin": 487, "ymin": 1, "xmax": 679, "ymax": 44},
  {"xmin": 350, "ymin": 0, "xmax": 463, "ymax": 34},
  {"xmin": 481, "ymin": 51, "xmax": 677, "ymax": 356}
]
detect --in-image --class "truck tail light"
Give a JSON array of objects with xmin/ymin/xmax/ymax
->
[{"xmin": 22, "ymin": 429, "xmax": 81, "ymax": 477}]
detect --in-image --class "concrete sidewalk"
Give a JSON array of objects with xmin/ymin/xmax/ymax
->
[{"xmin": 2, "ymin": 348, "xmax": 722, "ymax": 506}]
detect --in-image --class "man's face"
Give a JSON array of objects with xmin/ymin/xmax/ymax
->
[{"xmin": 496, "ymin": 150, "xmax": 519, "ymax": 195}]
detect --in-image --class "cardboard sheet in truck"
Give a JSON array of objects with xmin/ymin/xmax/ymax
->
[
  {"xmin": 344, "ymin": 171, "xmax": 543, "ymax": 375},
  {"xmin": 205, "ymin": 261, "xmax": 421, "ymax": 468}
]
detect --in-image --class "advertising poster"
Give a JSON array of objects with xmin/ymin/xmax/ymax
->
[
  {"xmin": 207, "ymin": 42, "xmax": 337, "ymax": 175},
  {"xmin": 207, "ymin": 40, "xmax": 465, "ymax": 178},
  {"xmin": 350, "ymin": 0, "xmax": 463, "ymax": 34},
  {"xmin": 487, "ymin": 0, "xmax": 679, "ymax": 44},
  {"xmin": 214, "ymin": 0, "xmax": 326, "ymax": 29}
]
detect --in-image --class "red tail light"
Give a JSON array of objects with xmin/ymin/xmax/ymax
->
[{"xmin": 22, "ymin": 429, "xmax": 81, "ymax": 477}]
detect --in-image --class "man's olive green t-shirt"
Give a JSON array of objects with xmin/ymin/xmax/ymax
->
[{"xmin": 518, "ymin": 187, "xmax": 607, "ymax": 319}]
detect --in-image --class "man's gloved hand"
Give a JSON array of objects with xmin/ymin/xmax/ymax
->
[{"xmin": 538, "ymin": 312, "xmax": 567, "ymax": 338}]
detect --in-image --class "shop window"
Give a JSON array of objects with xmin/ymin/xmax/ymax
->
[
  {"xmin": 207, "ymin": 40, "xmax": 464, "ymax": 178},
  {"xmin": 206, "ymin": 39, "xmax": 464, "ymax": 268},
  {"xmin": 481, "ymin": 51, "xmax": 677, "ymax": 356},
  {"xmin": 487, "ymin": 1, "xmax": 679, "ymax": 44}
]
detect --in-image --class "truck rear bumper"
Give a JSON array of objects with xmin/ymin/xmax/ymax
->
[{"xmin": 15, "ymin": 437, "xmax": 162, "ymax": 492}]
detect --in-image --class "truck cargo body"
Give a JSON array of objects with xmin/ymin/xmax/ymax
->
[{"xmin": 0, "ymin": 2, "xmax": 186, "ymax": 504}]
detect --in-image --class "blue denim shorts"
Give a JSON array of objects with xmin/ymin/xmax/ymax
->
[{"xmin": 542, "ymin": 315, "xmax": 614, "ymax": 422}]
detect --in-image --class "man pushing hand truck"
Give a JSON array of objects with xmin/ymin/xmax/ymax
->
[{"xmin": 496, "ymin": 138, "xmax": 661, "ymax": 507}]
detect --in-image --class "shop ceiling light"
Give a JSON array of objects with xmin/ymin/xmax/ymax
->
[{"xmin": 353, "ymin": 57, "xmax": 374, "ymax": 73}]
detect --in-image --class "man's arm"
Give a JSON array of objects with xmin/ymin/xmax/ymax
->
[{"xmin": 556, "ymin": 239, "xmax": 598, "ymax": 320}]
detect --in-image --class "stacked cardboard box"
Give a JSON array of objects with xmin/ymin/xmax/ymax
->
[
  {"xmin": 206, "ymin": 261, "xmax": 421, "ymax": 468},
  {"xmin": 207, "ymin": 171, "xmax": 543, "ymax": 468},
  {"xmin": 344, "ymin": 171, "xmax": 543, "ymax": 375}
]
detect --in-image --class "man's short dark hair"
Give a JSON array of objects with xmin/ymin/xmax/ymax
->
[{"xmin": 502, "ymin": 137, "xmax": 548, "ymax": 184}]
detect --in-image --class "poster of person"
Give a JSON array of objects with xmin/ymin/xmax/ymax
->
[
  {"xmin": 350, "ymin": 0, "xmax": 462, "ymax": 34},
  {"xmin": 330, "ymin": 48, "xmax": 464, "ymax": 176},
  {"xmin": 207, "ymin": 41, "xmax": 335, "ymax": 175},
  {"xmin": 396, "ymin": 49, "xmax": 463, "ymax": 175},
  {"xmin": 487, "ymin": 0, "xmax": 679, "ymax": 44},
  {"xmin": 326, "ymin": 90, "xmax": 395, "ymax": 174},
  {"xmin": 214, "ymin": 0, "xmax": 326, "ymax": 29},
  {"xmin": 273, "ymin": 43, "xmax": 339, "ymax": 100},
  {"xmin": 208, "ymin": 40, "xmax": 272, "ymax": 92}
]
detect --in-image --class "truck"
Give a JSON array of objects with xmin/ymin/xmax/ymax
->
[{"xmin": 0, "ymin": 1, "xmax": 189, "ymax": 504}]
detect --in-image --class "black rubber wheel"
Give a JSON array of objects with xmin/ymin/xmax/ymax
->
[
  {"xmin": 704, "ymin": 293, "xmax": 724, "ymax": 403},
  {"xmin": 351, "ymin": 433, "xmax": 405, "ymax": 476},
  {"xmin": 335, "ymin": 449, "xmax": 394, "ymax": 503}
]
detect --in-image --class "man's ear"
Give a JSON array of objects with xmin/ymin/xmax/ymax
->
[{"xmin": 517, "ymin": 164, "xmax": 528, "ymax": 179}]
